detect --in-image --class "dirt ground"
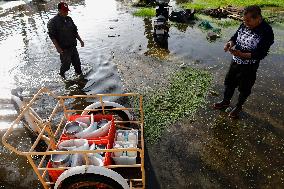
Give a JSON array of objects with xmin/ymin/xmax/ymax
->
[{"xmin": 114, "ymin": 40, "xmax": 284, "ymax": 188}]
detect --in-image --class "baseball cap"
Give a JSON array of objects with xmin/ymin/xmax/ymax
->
[{"xmin": 58, "ymin": 2, "xmax": 70, "ymax": 12}]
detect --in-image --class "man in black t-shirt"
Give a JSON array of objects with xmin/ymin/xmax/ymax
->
[
  {"xmin": 213, "ymin": 5, "xmax": 274, "ymax": 118},
  {"xmin": 47, "ymin": 2, "xmax": 85, "ymax": 79}
]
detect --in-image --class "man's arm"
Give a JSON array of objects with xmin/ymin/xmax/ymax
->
[
  {"xmin": 251, "ymin": 26, "xmax": 274, "ymax": 60},
  {"xmin": 70, "ymin": 17, "xmax": 84, "ymax": 47},
  {"xmin": 47, "ymin": 19, "xmax": 63, "ymax": 54},
  {"xmin": 76, "ymin": 34, "xmax": 84, "ymax": 47},
  {"xmin": 229, "ymin": 23, "xmax": 243, "ymax": 44},
  {"xmin": 224, "ymin": 41, "xmax": 235, "ymax": 52},
  {"xmin": 229, "ymin": 24, "xmax": 274, "ymax": 60},
  {"xmin": 51, "ymin": 39, "xmax": 63, "ymax": 54},
  {"xmin": 224, "ymin": 24, "xmax": 242, "ymax": 52},
  {"xmin": 229, "ymin": 49, "xmax": 251, "ymax": 59}
]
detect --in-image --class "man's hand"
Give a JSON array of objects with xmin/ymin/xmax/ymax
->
[
  {"xmin": 76, "ymin": 34, "xmax": 84, "ymax": 47},
  {"xmin": 229, "ymin": 49, "xmax": 241, "ymax": 56},
  {"xmin": 229, "ymin": 49, "xmax": 252, "ymax": 59},
  {"xmin": 224, "ymin": 41, "xmax": 234, "ymax": 52},
  {"xmin": 80, "ymin": 40, "xmax": 84, "ymax": 47},
  {"xmin": 51, "ymin": 39, "xmax": 63, "ymax": 54}
]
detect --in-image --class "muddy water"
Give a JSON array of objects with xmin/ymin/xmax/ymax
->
[
  {"xmin": 0, "ymin": 0, "xmax": 283, "ymax": 188},
  {"xmin": 144, "ymin": 25, "xmax": 284, "ymax": 189}
]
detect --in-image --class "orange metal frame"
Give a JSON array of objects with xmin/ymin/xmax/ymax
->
[{"xmin": 2, "ymin": 87, "xmax": 145, "ymax": 189}]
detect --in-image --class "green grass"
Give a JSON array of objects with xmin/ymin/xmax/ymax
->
[
  {"xmin": 185, "ymin": 1, "xmax": 284, "ymax": 26},
  {"xmin": 183, "ymin": 0, "xmax": 284, "ymax": 10},
  {"xmin": 143, "ymin": 68, "xmax": 212, "ymax": 143},
  {"xmin": 133, "ymin": 8, "xmax": 155, "ymax": 17},
  {"xmin": 263, "ymin": 10, "xmax": 284, "ymax": 23},
  {"xmin": 195, "ymin": 14, "xmax": 240, "ymax": 28},
  {"xmin": 194, "ymin": 11, "xmax": 283, "ymax": 27}
]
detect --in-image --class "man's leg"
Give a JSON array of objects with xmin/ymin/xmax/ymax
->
[
  {"xmin": 71, "ymin": 47, "xmax": 82, "ymax": 75},
  {"xmin": 214, "ymin": 61, "xmax": 238, "ymax": 109},
  {"xmin": 229, "ymin": 64, "xmax": 258, "ymax": 118},
  {"xmin": 237, "ymin": 72, "xmax": 256, "ymax": 107},
  {"xmin": 59, "ymin": 49, "xmax": 72, "ymax": 78}
]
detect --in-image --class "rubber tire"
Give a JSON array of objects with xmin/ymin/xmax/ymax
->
[
  {"xmin": 87, "ymin": 106, "xmax": 130, "ymax": 126},
  {"xmin": 57, "ymin": 173, "xmax": 124, "ymax": 189}
]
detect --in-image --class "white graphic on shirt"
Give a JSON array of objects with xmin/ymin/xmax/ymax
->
[{"xmin": 233, "ymin": 26, "xmax": 261, "ymax": 64}]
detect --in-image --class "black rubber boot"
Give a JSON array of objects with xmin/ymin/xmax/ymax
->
[
  {"xmin": 228, "ymin": 105, "xmax": 242, "ymax": 118},
  {"xmin": 236, "ymin": 93, "xmax": 249, "ymax": 108},
  {"xmin": 213, "ymin": 100, "xmax": 230, "ymax": 110},
  {"xmin": 213, "ymin": 85, "xmax": 235, "ymax": 110}
]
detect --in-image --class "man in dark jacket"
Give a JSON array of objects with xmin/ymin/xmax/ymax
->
[
  {"xmin": 213, "ymin": 5, "xmax": 274, "ymax": 118},
  {"xmin": 47, "ymin": 2, "xmax": 84, "ymax": 79}
]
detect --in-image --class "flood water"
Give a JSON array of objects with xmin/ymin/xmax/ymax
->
[{"xmin": 0, "ymin": 0, "xmax": 283, "ymax": 188}]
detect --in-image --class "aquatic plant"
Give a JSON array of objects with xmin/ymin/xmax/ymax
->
[
  {"xmin": 195, "ymin": 14, "xmax": 240, "ymax": 28},
  {"xmin": 262, "ymin": 10, "xmax": 284, "ymax": 23},
  {"xmin": 143, "ymin": 68, "xmax": 212, "ymax": 143},
  {"xmin": 133, "ymin": 8, "xmax": 156, "ymax": 17},
  {"xmin": 183, "ymin": 0, "xmax": 284, "ymax": 10}
]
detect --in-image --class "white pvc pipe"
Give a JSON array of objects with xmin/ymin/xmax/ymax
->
[
  {"xmin": 81, "ymin": 101, "xmax": 133, "ymax": 120},
  {"xmin": 11, "ymin": 94, "xmax": 38, "ymax": 133},
  {"xmin": 55, "ymin": 165, "xmax": 130, "ymax": 189}
]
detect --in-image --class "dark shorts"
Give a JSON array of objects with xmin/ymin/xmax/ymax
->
[
  {"xmin": 59, "ymin": 47, "xmax": 82, "ymax": 75},
  {"xmin": 224, "ymin": 61, "xmax": 259, "ymax": 95}
]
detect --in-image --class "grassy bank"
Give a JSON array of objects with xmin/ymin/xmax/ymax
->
[
  {"xmin": 195, "ymin": 14, "xmax": 240, "ymax": 27},
  {"xmin": 143, "ymin": 68, "xmax": 212, "ymax": 143},
  {"xmin": 133, "ymin": 7, "xmax": 155, "ymax": 17},
  {"xmin": 183, "ymin": 0, "xmax": 284, "ymax": 10},
  {"xmin": 195, "ymin": 11, "xmax": 284, "ymax": 28}
]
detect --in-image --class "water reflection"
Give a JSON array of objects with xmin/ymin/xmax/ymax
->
[
  {"xmin": 200, "ymin": 113, "xmax": 284, "ymax": 188},
  {"xmin": 0, "ymin": 1, "xmax": 125, "ymax": 187},
  {"xmin": 171, "ymin": 22, "xmax": 190, "ymax": 32},
  {"xmin": 143, "ymin": 17, "xmax": 170, "ymax": 59}
]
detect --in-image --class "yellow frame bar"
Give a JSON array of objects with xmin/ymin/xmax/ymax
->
[{"xmin": 1, "ymin": 87, "xmax": 145, "ymax": 189}]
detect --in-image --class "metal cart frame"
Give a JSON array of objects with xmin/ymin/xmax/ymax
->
[{"xmin": 2, "ymin": 87, "xmax": 145, "ymax": 189}]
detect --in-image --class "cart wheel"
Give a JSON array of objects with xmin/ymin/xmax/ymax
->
[
  {"xmin": 82, "ymin": 102, "xmax": 133, "ymax": 123},
  {"xmin": 54, "ymin": 165, "xmax": 130, "ymax": 189},
  {"xmin": 56, "ymin": 173, "xmax": 124, "ymax": 189},
  {"xmin": 84, "ymin": 106, "xmax": 131, "ymax": 127},
  {"xmin": 87, "ymin": 107, "xmax": 130, "ymax": 121}
]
